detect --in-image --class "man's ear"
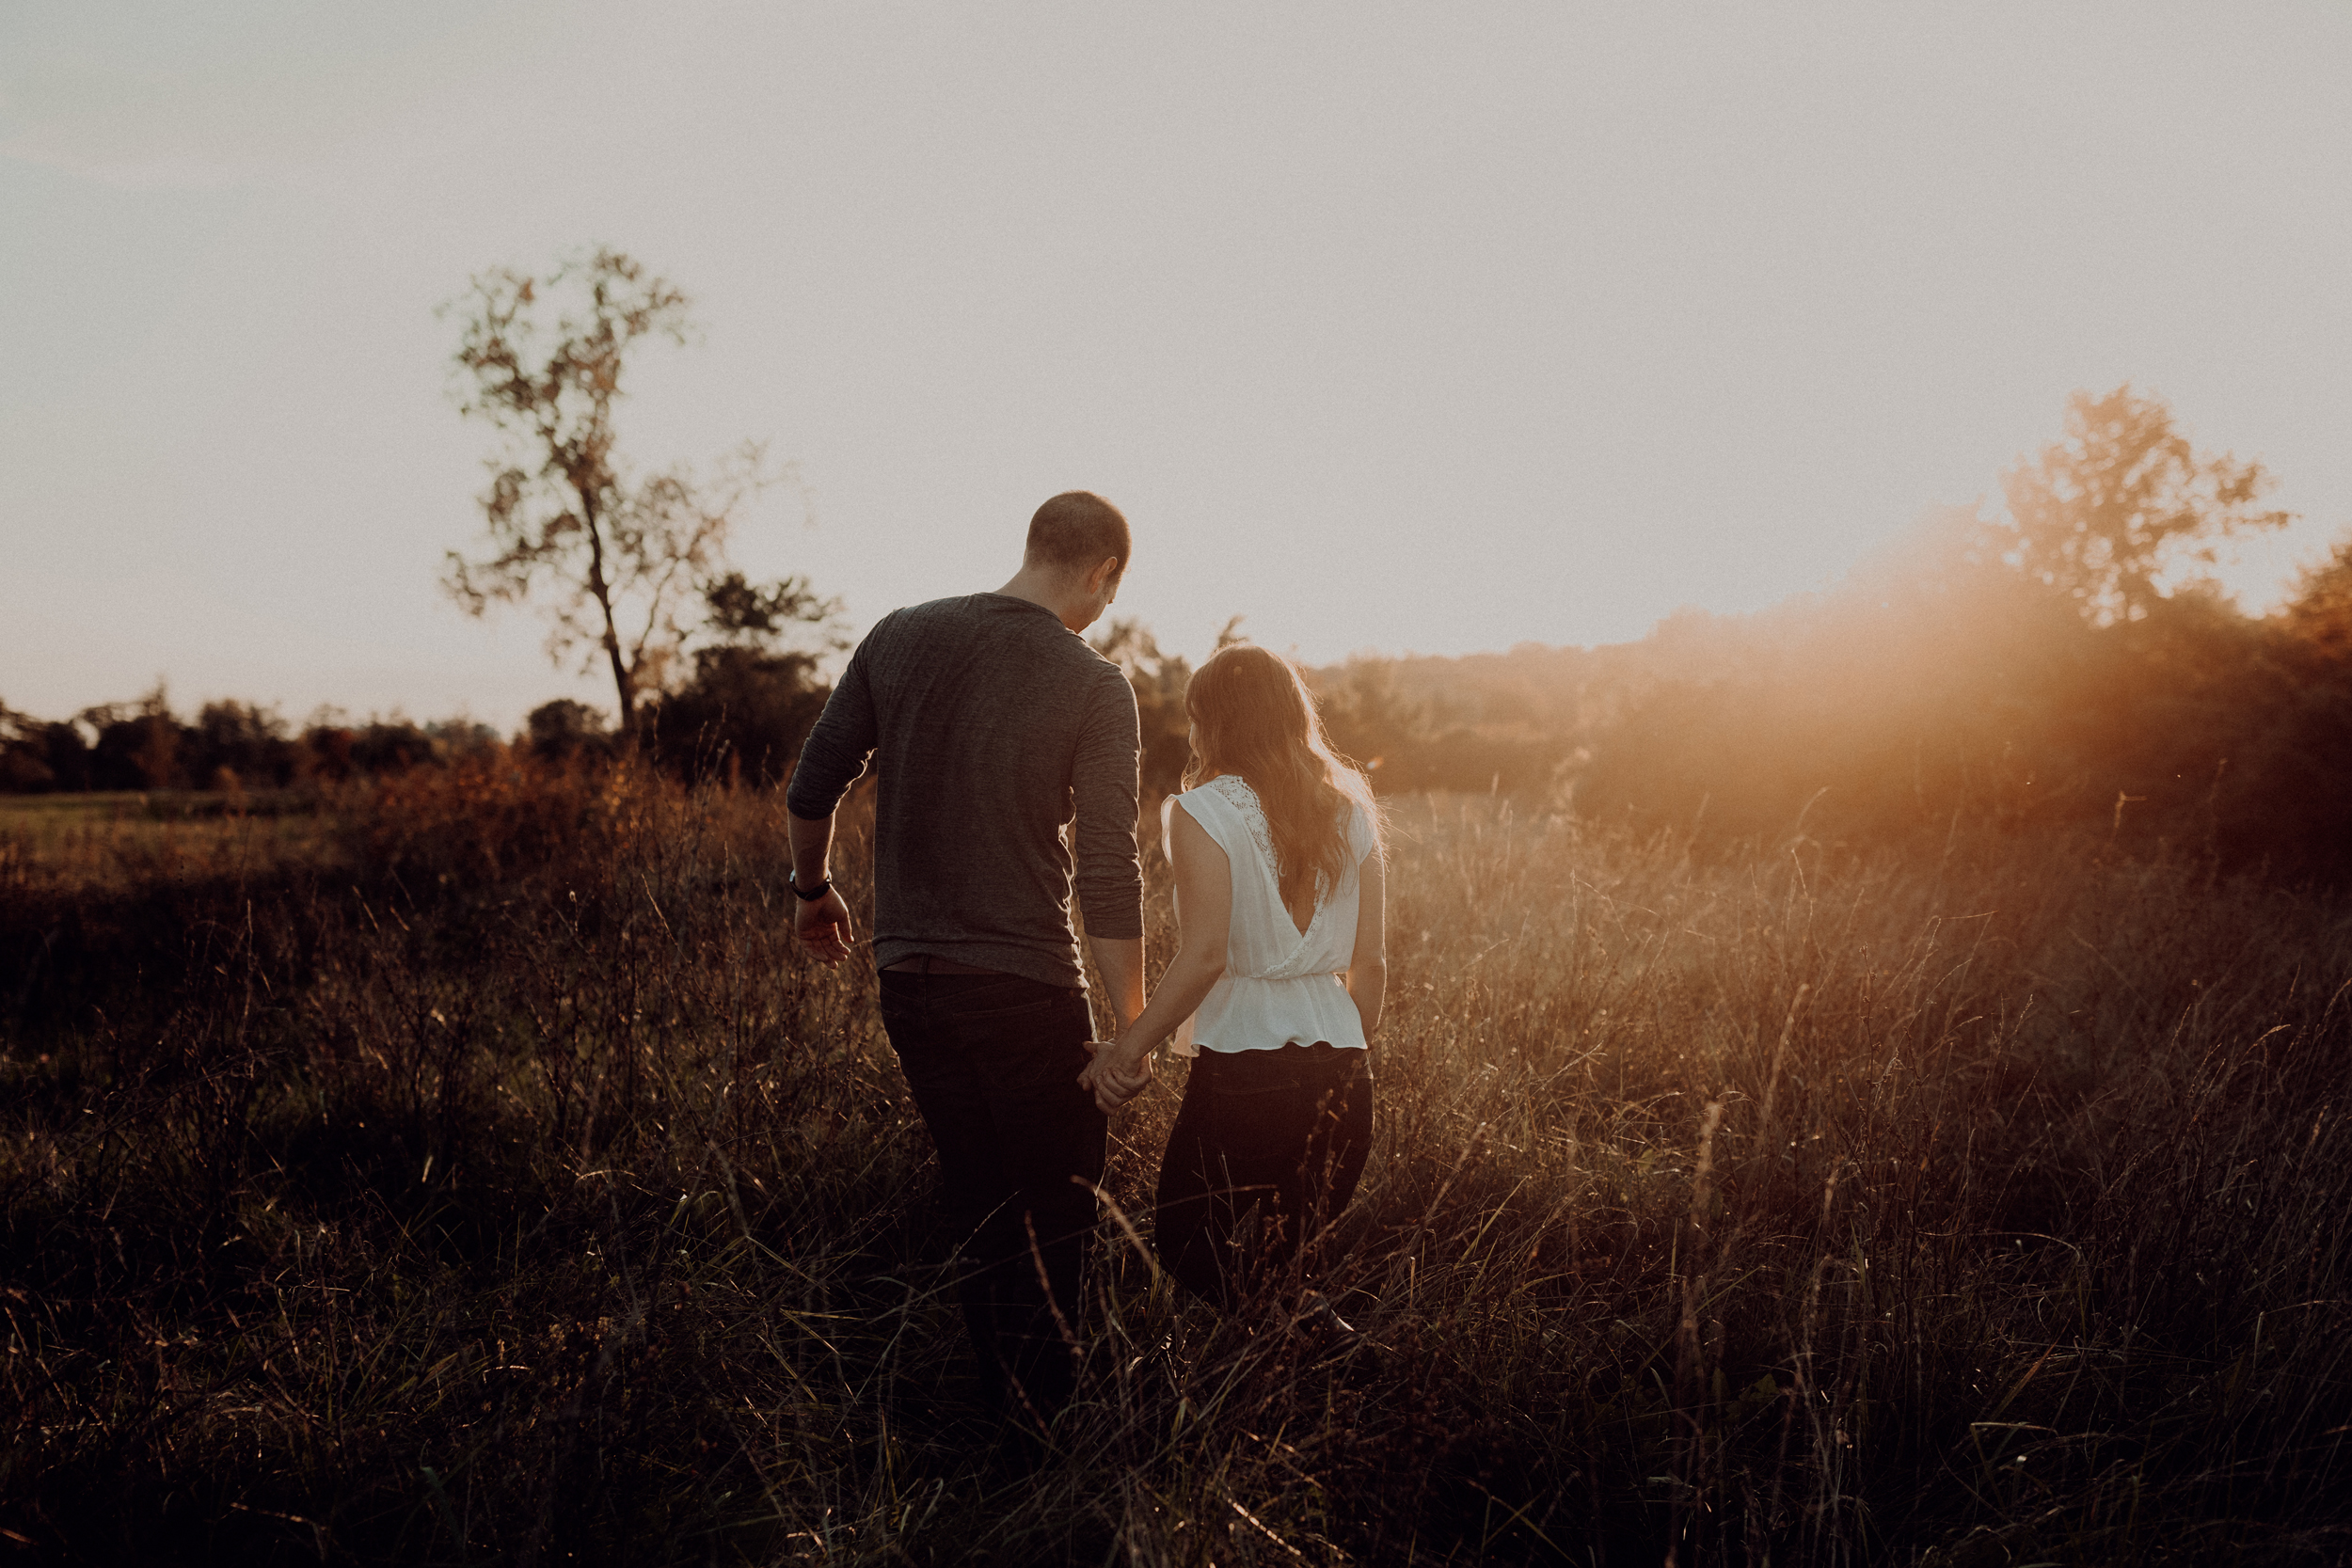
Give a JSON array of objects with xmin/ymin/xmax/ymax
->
[{"xmin": 1091, "ymin": 556, "xmax": 1123, "ymax": 597}]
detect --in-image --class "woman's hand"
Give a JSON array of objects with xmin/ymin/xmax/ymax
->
[
  {"xmin": 1074, "ymin": 800, "xmax": 1231, "ymax": 1115},
  {"xmin": 1079, "ymin": 1037, "xmax": 1155, "ymax": 1115}
]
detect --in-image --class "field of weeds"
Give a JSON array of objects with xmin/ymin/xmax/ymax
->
[
  {"xmin": 5, "ymin": 757, "xmax": 2351, "ymax": 1565},
  {"xmin": 0, "ymin": 791, "xmax": 339, "ymax": 895}
]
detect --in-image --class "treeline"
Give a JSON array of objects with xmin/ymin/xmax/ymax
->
[
  {"xmin": 1567, "ymin": 512, "xmax": 2352, "ymax": 880},
  {"xmin": 0, "ymin": 694, "xmax": 502, "ymax": 795},
  {"xmin": 12, "ymin": 387, "xmax": 2350, "ymax": 882},
  {"xmin": 1262, "ymin": 507, "xmax": 2352, "ymax": 880},
  {"xmin": 0, "ymin": 657, "xmax": 824, "ymax": 798},
  {"xmin": 1100, "ymin": 387, "xmax": 2352, "ymax": 885}
]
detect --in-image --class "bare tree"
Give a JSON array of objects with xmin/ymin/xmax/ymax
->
[{"xmin": 441, "ymin": 247, "xmax": 790, "ymax": 738}]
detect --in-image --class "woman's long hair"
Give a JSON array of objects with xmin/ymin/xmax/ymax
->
[{"xmin": 1183, "ymin": 642, "xmax": 1380, "ymax": 912}]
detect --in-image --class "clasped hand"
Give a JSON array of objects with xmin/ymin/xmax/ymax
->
[{"xmin": 1078, "ymin": 1036, "xmax": 1154, "ymax": 1116}]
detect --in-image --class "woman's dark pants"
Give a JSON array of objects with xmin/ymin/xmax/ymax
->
[
  {"xmin": 878, "ymin": 971, "xmax": 1103, "ymax": 1422},
  {"xmin": 1153, "ymin": 1042, "xmax": 1373, "ymax": 1311}
]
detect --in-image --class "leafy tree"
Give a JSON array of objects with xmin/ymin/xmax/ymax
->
[
  {"xmin": 1998, "ymin": 384, "xmax": 2291, "ymax": 625},
  {"xmin": 2283, "ymin": 532, "xmax": 2352, "ymax": 664},
  {"xmin": 523, "ymin": 699, "xmax": 612, "ymax": 763},
  {"xmin": 441, "ymin": 248, "xmax": 792, "ymax": 739},
  {"xmin": 1567, "ymin": 391, "xmax": 2323, "ymax": 865},
  {"xmin": 649, "ymin": 573, "xmax": 841, "ymax": 786},
  {"xmin": 2216, "ymin": 531, "xmax": 2352, "ymax": 881},
  {"xmin": 0, "ymin": 703, "xmax": 56, "ymax": 791},
  {"xmin": 700, "ymin": 569, "xmax": 837, "ymax": 646},
  {"xmin": 70, "ymin": 688, "xmax": 184, "ymax": 791},
  {"xmin": 299, "ymin": 719, "xmax": 358, "ymax": 783},
  {"xmin": 341, "ymin": 718, "xmax": 497, "ymax": 776},
  {"xmin": 186, "ymin": 700, "xmax": 294, "ymax": 790}
]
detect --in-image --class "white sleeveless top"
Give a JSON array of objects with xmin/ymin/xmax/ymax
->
[{"xmin": 1164, "ymin": 774, "xmax": 1377, "ymax": 1056}]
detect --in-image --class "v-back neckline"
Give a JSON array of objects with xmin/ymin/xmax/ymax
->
[{"xmin": 1204, "ymin": 774, "xmax": 1317, "ymax": 941}]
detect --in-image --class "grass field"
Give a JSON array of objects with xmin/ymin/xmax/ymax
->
[
  {"xmin": 0, "ymin": 789, "xmax": 335, "ymax": 894},
  {"xmin": 4, "ymin": 759, "xmax": 2350, "ymax": 1564}
]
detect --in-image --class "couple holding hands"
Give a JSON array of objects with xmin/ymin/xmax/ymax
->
[{"xmin": 784, "ymin": 491, "xmax": 1384, "ymax": 1423}]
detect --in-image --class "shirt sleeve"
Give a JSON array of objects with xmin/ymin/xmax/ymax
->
[
  {"xmin": 1348, "ymin": 800, "xmax": 1377, "ymax": 863},
  {"xmin": 785, "ymin": 622, "xmax": 882, "ymax": 819},
  {"xmin": 1071, "ymin": 665, "xmax": 1144, "ymax": 940}
]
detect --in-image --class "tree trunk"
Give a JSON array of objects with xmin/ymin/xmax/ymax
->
[{"xmin": 579, "ymin": 484, "xmax": 637, "ymax": 739}]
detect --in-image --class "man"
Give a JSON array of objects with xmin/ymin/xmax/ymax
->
[{"xmin": 784, "ymin": 490, "xmax": 1149, "ymax": 1424}]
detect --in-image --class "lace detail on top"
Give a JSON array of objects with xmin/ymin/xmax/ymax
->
[{"xmin": 1203, "ymin": 774, "xmax": 1280, "ymax": 882}]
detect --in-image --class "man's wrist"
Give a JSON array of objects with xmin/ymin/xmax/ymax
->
[{"xmin": 789, "ymin": 873, "xmax": 833, "ymax": 901}]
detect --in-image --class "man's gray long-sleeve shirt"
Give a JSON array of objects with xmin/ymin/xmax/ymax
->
[{"xmin": 786, "ymin": 593, "xmax": 1144, "ymax": 990}]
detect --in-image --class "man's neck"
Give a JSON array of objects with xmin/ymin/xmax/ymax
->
[{"xmin": 995, "ymin": 567, "xmax": 1088, "ymax": 632}]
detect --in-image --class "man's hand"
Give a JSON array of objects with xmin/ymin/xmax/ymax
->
[
  {"xmin": 786, "ymin": 809, "xmax": 854, "ymax": 966},
  {"xmin": 793, "ymin": 884, "xmax": 856, "ymax": 966},
  {"xmin": 1079, "ymin": 1037, "xmax": 1154, "ymax": 1116}
]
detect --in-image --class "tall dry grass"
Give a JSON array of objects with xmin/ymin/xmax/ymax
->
[{"xmin": 4, "ymin": 758, "xmax": 2349, "ymax": 1564}]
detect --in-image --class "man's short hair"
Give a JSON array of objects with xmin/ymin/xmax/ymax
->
[{"xmin": 1025, "ymin": 491, "xmax": 1131, "ymax": 578}]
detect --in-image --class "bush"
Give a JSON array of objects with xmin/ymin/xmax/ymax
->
[{"xmin": 647, "ymin": 645, "xmax": 828, "ymax": 787}]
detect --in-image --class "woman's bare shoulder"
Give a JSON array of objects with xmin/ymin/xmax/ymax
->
[{"xmin": 1166, "ymin": 793, "xmax": 1231, "ymax": 862}]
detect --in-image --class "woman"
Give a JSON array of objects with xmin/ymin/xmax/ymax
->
[{"xmin": 1081, "ymin": 642, "xmax": 1386, "ymax": 1313}]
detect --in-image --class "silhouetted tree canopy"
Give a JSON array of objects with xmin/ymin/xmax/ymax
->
[
  {"xmin": 643, "ymin": 571, "xmax": 843, "ymax": 786},
  {"xmin": 0, "ymin": 691, "xmax": 503, "ymax": 795},
  {"xmin": 524, "ymin": 699, "xmax": 612, "ymax": 763}
]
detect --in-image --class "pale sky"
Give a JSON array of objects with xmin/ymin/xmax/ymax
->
[{"xmin": 5, "ymin": 2, "xmax": 2349, "ymax": 731}]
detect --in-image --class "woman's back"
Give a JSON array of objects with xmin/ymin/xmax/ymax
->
[{"xmin": 1168, "ymin": 773, "xmax": 1375, "ymax": 1053}]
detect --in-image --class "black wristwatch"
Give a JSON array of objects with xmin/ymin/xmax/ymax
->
[{"xmin": 790, "ymin": 876, "xmax": 833, "ymax": 902}]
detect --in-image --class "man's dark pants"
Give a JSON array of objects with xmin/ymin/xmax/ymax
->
[{"xmin": 878, "ymin": 969, "xmax": 1104, "ymax": 1420}]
